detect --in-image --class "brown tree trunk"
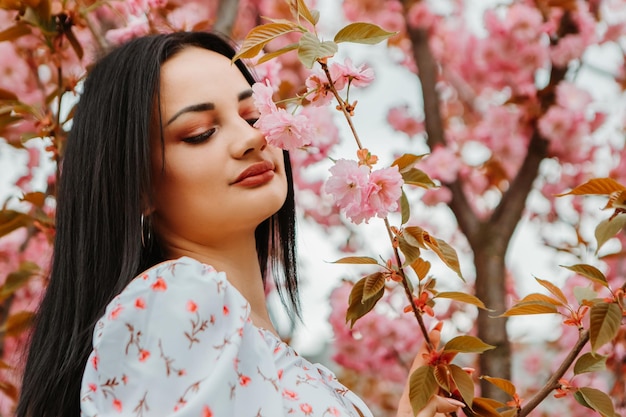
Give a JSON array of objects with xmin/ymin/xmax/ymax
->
[
  {"xmin": 473, "ymin": 232, "xmax": 512, "ymax": 401},
  {"xmin": 213, "ymin": 0, "xmax": 241, "ymax": 37},
  {"xmin": 401, "ymin": 5, "xmax": 564, "ymax": 402}
]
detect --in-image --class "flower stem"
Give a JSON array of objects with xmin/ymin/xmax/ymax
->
[
  {"xmin": 384, "ymin": 218, "xmax": 433, "ymax": 350},
  {"xmin": 318, "ymin": 58, "xmax": 435, "ymax": 351}
]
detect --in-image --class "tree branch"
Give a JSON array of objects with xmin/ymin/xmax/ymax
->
[
  {"xmin": 518, "ymin": 329, "xmax": 590, "ymax": 417},
  {"xmin": 402, "ymin": 22, "xmax": 481, "ymax": 242}
]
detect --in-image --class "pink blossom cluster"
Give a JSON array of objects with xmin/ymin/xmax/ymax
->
[
  {"xmin": 328, "ymin": 281, "xmax": 426, "ymax": 383},
  {"xmin": 0, "ymin": 230, "xmax": 51, "ymax": 415},
  {"xmin": 305, "ymin": 58, "xmax": 374, "ymax": 106},
  {"xmin": 386, "ymin": 106, "xmax": 424, "ymax": 138},
  {"xmin": 324, "ymin": 159, "xmax": 403, "ymax": 224},
  {"xmin": 432, "ymin": 3, "xmax": 550, "ymax": 97},
  {"xmin": 252, "ymin": 81, "xmax": 315, "ymax": 151},
  {"xmin": 538, "ymin": 82, "xmax": 605, "ymax": 164}
]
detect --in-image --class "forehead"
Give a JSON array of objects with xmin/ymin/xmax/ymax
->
[{"xmin": 159, "ymin": 47, "xmax": 250, "ymax": 110}]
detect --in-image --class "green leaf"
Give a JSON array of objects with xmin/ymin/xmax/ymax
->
[
  {"xmin": 481, "ymin": 376, "xmax": 516, "ymax": 397},
  {"xmin": 443, "ymin": 335, "xmax": 495, "ymax": 354},
  {"xmin": 435, "ymin": 291, "xmax": 488, "ymax": 310},
  {"xmin": 256, "ymin": 43, "xmax": 299, "ymax": 64},
  {"xmin": 574, "ymin": 352, "xmax": 607, "ymax": 375},
  {"xmin": 577, "ymin": 387, "xmax": 617, "ymax": 417},
  {"xmin": 428, "ymin": 237, "xmax": 464, "ymax": 281},
  {"xmin": 398, "ymin": 236, "xmax": 421, "ymax": 266},
  {"xmin": 450, "ymin": 364, "xmax": 475, "ymax": 407},
  {"xmin": 233, "ymin": 22, "xmax": 299, "ymax": 61},
  {"xmin": 295, "ymin": 0, "xmax": 319, "ymax": 25},
  {"xmin": 0, "ymin": 23, "xmax": 32, "ymax": 42},
  {"xmin": 433, "ymin": 364, "xmax": 450, "ymax": 391},
  {"xmin": 0, "ymin": 88, "xmax": 18, "ymax": 101},
  {"xmin": 346, "ymin": 277, "xmax": 384, "ymax": 327},
  {"xmin": 562, "ymin": 264, "xmax": 609, "ymax": 288},
  {"xmin": 470, "ymin": 397, "xmax": 506, "ymax": 417},
  {"xmin": 535, "ymin": 277, "xmax": 568, "ymax": 304},
  {"xmin": 410, "ymin": 258, "xmax": 430, "ymax": 281},
  {"xmin": 0, "ymin": 210, "xmax": 32, "ymax": 238},
  {"xmin": 499, "ymin": 301, "xmax": 559, "ymax": 317},
  {"xmin": 392, "ymin": 153, "xmax": 427, "ymax": 172},
  {"xmin": 0, "ymin": 381, "xmax": 18, "ymax": 402},
  {"xmin": 297, "ymin": 32, "xmax": 338, "ymax": 68},
  {"xmin": 0, "ymin": 113, "xmax": 22, "ymax": 130},
  {"xmin": 401, "ymin": 168, "xmax": 437, "ymax": 189},
  {"xmin": 0, "ymin": 311, "xmax": 35, "ymax": 338},
  {"xmin": 0, "ymin": 261, "xmax": 40, "ymax": 303},
  {"xmin": 589, "ymin": 302, "xmax": 621, "ymax": 352},
  {"xmin": 400, "ymin": 189, "xmax": 410, "ymax": 225},
  {"xmin": 517, "ymin": 292, "xmax": 564, "ymax": 306},
  {"xmin": 20, "ymin": 191, "xmax": 46, "ymax": 207},
  {"xmin": 573, "ymin": 286, "xmax": 598, "ymax": 305},
  {"xmin": 595, "ymin": 214, "xmax": 626, "ymax": 254},
  {"xmin": 332, "ymin": 256, "xmax": 379, "ymax": 265},
  {"xmin": 404, "ymin": 226, "xmax": 463, "ymax": 280},
  {"xmin": 409, "ymin": 365, "xmax": 437, "ymax": 415},
  {"xmin": 334, "ymin": 22, "xmax": 397, "ymax": 45},
  {"xmin": 362, "ymin": 272, "xmax": 385, "ymax": 302}
]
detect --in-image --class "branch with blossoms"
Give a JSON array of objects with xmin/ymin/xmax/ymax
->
[{"xmin": 235, "ymin": 2, "xmax": 626, "ymax": 417}]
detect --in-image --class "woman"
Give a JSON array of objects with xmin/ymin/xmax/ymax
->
[{"xmin": 17, "ymin": 32, "xmax": 463, "ymax": 417}]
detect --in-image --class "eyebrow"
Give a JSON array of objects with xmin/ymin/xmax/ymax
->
[{"xmin": 166, "ymin": 89, "xmax": 255, "ymax": 126}]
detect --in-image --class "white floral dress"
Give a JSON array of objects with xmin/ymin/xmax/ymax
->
[{"xmin": 80, "ymin": 256, "xmax": 373, "ymax": 417}]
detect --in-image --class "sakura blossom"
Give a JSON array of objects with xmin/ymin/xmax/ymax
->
[
  {"xmin": 324, "ymin": 159, "xmax": 370, "ymax": 221},
  {"xmin": 365, "ymin": 166, "xmax": 403, "ymax": 219},
  {"xmin": 332, "ymin": 58, "xmax": 375, "ymax": 88},
  {"xmin": 254, "ymin": 107, "xmax": 314, "ymax": 151}
]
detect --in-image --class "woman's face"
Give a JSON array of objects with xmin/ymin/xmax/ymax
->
[{"xmin": 151, "ymin": 46, "xmax": 288, "ymax": 247}]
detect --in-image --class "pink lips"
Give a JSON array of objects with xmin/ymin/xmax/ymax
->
[{"xmin": 232, "ymin": 160, "xmax": 275, "ymax": 186}]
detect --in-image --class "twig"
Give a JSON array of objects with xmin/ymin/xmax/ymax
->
[{"xmin": 517, "ymin": 329, "xmax": 589, "ymax": 417}]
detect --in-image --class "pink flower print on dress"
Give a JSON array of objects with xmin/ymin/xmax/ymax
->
[
  {"xmin": 326, "ymin": 407, "xmax": 341, "ymax": 416},
  {"xmin": 283, "ymin": 388, "xmax": 298, "ymax": 400},
  {"xmin": 138, "ymin": 349, "xmax": 150, "ymax": 362},
  {"xmin": 187, "ymin": 300, "xmax": 198, "ymax": 313},
  {"xmin": 202, "ymin": 405, "xmax": 213, "ymax": 417},
  {"xmin": 223, "ymin": 305, "xmax": 229, "ymax": 315},
  {"xmin": 112, "ymin": 398, "xmax": 122, "ymax": 412},
  {"xmin": 88, "ymin": 383, "xmax": 97, "ymax": 392},
  {"xmin": 300, "ymin": 403, "xmax": 313, "ymax": 415},
  {"xmin": 239, "ymin": 375, "xmax": 251, "ymax": 386},
  {"xmin": 134, "ymin": 297, "xmax": 145, "ymax": 309},
  {"xmin": 108, "ymin": 305, "xmax": 123, "ymax": 320},
  {"xmin": 91, "ymin": 354, "xmax": 99, "ymax": 370},
  {"xmin": 151, "ymin": 277, "xmax": 167, "ymax": 291}
]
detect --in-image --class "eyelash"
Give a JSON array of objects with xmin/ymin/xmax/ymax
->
[
  {"xmin": 182, "ymin": 128, "xmax": 216, "ymax": 144},
  {"xmin": 181, "ymin": 118, "xmax": 259, "ymax": 144}
]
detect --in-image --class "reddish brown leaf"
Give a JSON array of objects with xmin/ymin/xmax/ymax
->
[{"xmin": 557, "ymin": 178, "xmax": 625, "ymax": 197}]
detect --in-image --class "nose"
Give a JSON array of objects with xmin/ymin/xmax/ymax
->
[{"xmin": 230, "ymin": 117, "xmax": 267, "ymax": 158}]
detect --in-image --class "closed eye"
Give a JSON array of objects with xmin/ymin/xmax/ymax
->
[{"xmin": 182, "ymin": 128, "xmax": 216, "ymax": 144}]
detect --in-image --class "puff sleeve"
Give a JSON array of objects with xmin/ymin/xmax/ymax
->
[{"xmin": 80, "ymin": 257, "xmax": 284, "ymax": 417}]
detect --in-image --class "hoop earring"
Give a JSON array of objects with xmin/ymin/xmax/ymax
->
[{"xmin": 141, "ymin": 214, "xmax": 152, "ymax": 248}]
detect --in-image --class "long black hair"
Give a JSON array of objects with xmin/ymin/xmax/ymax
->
[{"xmin": 16, "ymin": 32, "xmax": 299, "ymax": 417}]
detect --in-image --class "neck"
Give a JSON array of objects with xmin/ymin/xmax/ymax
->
[{"xmin": 160, "ymin": 231, "xmax": 276, "ymax": 334}]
